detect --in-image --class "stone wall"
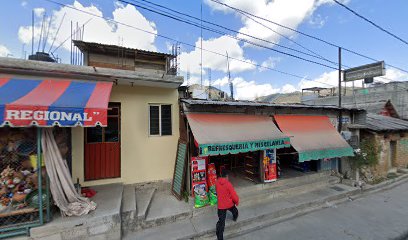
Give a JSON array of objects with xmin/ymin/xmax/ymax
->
[
  {"xmin": 361, "ymin": 132, "xmax": 408, "ymax": 180},
  {"xmin": 396, "ymin": 136, "xmax": 408, "ymax": 168}
]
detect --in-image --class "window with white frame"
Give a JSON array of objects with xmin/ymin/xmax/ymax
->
[{"xmin": 149, "ymin": 104, "xmax": 172, "ymax": 136}]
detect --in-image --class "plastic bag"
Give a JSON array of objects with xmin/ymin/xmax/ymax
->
[{"xmin": 208, "ymin": 189, "xmax": 217, "ymax": 206}]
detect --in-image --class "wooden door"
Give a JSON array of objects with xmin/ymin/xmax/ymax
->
[{"xmin": 84, "ymin": 103, "xmax": 121, "ymax": 181}]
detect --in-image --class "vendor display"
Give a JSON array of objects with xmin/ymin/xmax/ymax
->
[
  {"xmin": 191, "ymin": 157, "xmax": 209, "ymax": 208},
  {"xmin": 0, "ymin": 128, "xmax": 47, "ymax": 216},
  {"xmin": 263, "ymin": 150, "xmax": 277, "ymax": 183},
  {"xmin": 207, "ymin": 163, "xmax": 217, "ymax": 206}
]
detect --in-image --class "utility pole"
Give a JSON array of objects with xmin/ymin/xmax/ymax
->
[
  {"xmin": 200, "ymin": 0, "xmax": 203, "ymax": 87},
  {"xmin": 338, "ymin": 47, "xmax": 342, "ymax": 132},
  {"xmin": 337, "ymin": 47, "xmax": 343, "ymax": 173}
]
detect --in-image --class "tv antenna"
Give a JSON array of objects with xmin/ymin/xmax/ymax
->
[{"xmin": 226, "ymin": 51, "xmax": 233, "ymax": 100}]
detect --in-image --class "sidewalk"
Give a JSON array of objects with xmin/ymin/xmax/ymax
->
[
  {"xmin": 124, "ymin": 183, "xmax": 359, "ymax": 240},
  {"xmin": 231, "ymin": 178, "xmax": 408, "ymax": 240},
  {"xmin": 124, "ymin": 171, "xmax": 408, "ymax": 240}
]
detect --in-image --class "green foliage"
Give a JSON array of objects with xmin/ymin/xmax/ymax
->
[
  {"xmin": 182, "ymin": 191, "xmax": 189, "ymax": 203},
  {"xmin": 350, "ymin": 137, "xmax": 381, "ymax": 170}
]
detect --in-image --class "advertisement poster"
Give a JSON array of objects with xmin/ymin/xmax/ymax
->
[
  {"xmin": 263, "ymin": 149, "xmax": 277, "ymax": 183},
  {"xmin": 191, "ymin": 157, "xmax": 208, "ymax": 196},
  {"xmin": 191, "ymin": 157, "xmax": 209, "ymax": 208}
]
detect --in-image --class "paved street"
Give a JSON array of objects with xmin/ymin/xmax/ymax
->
[{"xmin": 232, "ymin": 182, "xmax": 408, "ymax": 240}]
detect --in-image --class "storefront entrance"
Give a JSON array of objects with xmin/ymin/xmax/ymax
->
[
  {"xmin": 84, "ymin": 103, "xmax": 121, "ymax": 181},
  {"xmin": 208, "ymin": 151, "xmax": 262, "ymax": 185},
  {"xmin": 276, "ymin": 147, "xmax": 319, "ymax": 179}
]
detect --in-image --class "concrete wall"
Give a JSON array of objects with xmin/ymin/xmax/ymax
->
[
  {"xmin": 303, "ymin": 82, "xmax": 408, "ymax": 120},
  {"xmin": 72, "ymin": 85, "xmax": 180, "ymax": 186}
]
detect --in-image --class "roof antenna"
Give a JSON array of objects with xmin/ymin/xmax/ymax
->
[
  {"xmin": 186, "ymin": 68, "xmax": 190, "ymax": 86},
  {"xmin": 43, "ymin": 14, "xmax": 53, "ymax": 52},
  {"xmin": 208, "ymin": 68, "xmax": 212, "ymax": 99},
  {"xmin": 48, "ymin": 13, "xmax": 66, "ymax": 53},
  {"xmin": 37, "ymin": 12, "xmax": 46, "ymax": 53},
  {"xmin": 226, "ymin": 51, "xmax": 233, "ymax": 100},
  {"xmin": 31, "ymin": 9, "xmax": 34, "ymax": 55}
]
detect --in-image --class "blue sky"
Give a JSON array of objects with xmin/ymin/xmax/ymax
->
[{"xmin": 1, "ymin": 0, "xmax": 408, "ymax": 99}]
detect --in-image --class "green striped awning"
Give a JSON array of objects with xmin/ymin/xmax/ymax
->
[{"xmin": 275, "ymin": 115, "xmax": 354, "ymax": 162}]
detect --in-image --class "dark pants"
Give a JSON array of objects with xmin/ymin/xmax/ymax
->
[{"xmin": 216, "ymin": 206, "xmax": 239, "ymax": 240}]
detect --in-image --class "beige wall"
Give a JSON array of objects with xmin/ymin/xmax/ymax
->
[{"xmin": 72, "ymin": 85, "xmax": 179, "ymax": 186}]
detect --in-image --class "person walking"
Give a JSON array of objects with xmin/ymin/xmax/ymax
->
[{"xmin": 215, "ymin": 170, "xmax": 239, "ymax": 240}]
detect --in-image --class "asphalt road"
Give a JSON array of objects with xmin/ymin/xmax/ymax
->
[{"xmin": 232, "ymin": 181, "xmax": 408, "ymax": 240}]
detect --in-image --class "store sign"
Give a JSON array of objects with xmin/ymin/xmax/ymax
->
[
  {"xmin": 5, "ymin": 110, "xmax": 96, "ymax": 122},
  {"xmin": 199, "ymin": 138, "xmax": 291, "ymax": 156},
  {"xmin": 344, "ymin": 61, "xmax": 385, "ymax": 82},
  {"xmin": 2, "ymin": 108, "xmax": 106, "ymax": 127}
]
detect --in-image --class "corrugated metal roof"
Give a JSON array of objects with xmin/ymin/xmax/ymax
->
[
  {"xmin": 181, "ymin": 99, "xmax": 364, "ymax": 111},
  {"xmin": 363, "ymin": 113, "xmax": 408, "ymax": 132},
  {"xmin": 73, "ymin": 40, "xmax": 174, "ymax": 58}
]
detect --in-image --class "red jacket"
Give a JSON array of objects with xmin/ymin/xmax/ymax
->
[{"xmin": 215, "ymin": 178, "xmax": 239, "ymax": 209}]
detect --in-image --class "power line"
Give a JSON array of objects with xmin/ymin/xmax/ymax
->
[
  {"xmin": 133, "ymin": 0, "xmax": 334, "ymax": 66},
  {"xmin": 208, "ymin": 0, "xmax": 408, "ymax": 74},
  {"xmin": 120, "ymin": 0, "xmax": 337, "ymax": 70},
  {"xmin": 41, "ymin": 0, "xmax": 336, "ymax": 87},
  {"xmin": 332, "ymin": 0, "xmax": 408, "ymax": 46},
  {"xmin": 233, "ymin": 7, "xmax": 331, "ymax": 63}
]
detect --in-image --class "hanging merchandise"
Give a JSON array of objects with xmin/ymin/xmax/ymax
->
[
  {"xmin": 207, "ymin": 163, "xmax": 217, "ymax": 206},
  {"xmin": 191, "ymin": 157, "xmax": 209, "ymax": 208},
  {"xmin": 207, "ymin": 163, "xmax": 217, "ymax": 188},
  {"xmin": 263, "ymin": 149, "xmax": 277, "ymax": 183}
]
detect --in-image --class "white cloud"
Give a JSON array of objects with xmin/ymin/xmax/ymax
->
[
  {"xmin": 281, "ymin": 84, "xmax": 298, "ymax": 93},
  {"xmin": 18, "ymin": 1, "xmax": 157, "ymax": 55},
  {"xmin": 179, "ymin": 36, "xmax": 256, "ymax": 75},
  {"xmin": 0, "ymin": 45, "xmax": 11, "ymax": 57},
  {"xmin": 33, "ymin": 8, "xmax": 45, "ymax": 17},
  {"xmin": 297, "ymin": 68, "xmax": 408, "ymax": 91},
  {"xmin": 259, "ymin": 57, "xmax": 280, "ymax": 72},
  {"xmin": 233, "ymin": 77, "xmax": 280, "ymax": 100},
  {"xmin": 308, "ymin": 14, "xmax": 327, "ymax": 28},
  {"xmin": 210, "ymin": 76, "xmax": 280, "ymax": 100},
  {"xmin": 382, "ymin": 68, "xmax": 408, "ymax": 82},
  {"xmin": 21, "ymin": 1, "xmax": 28, "ymax": 7},
  {"xmin": 205, "ymin": 0, "xmax": 350, "ymax": 47},
  {"xmin": 298, "ymin": 71, "xmax": 339, "ymax": 89}
]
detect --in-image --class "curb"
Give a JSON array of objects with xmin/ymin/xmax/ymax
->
[{"xmin": 192, "ymin": 173, "xmax": 408, "ymax": 240}]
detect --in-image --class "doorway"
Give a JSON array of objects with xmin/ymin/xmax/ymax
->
[
  {"xmin": 390, "ymin": 140, "xmax": 397, "ymax": 169},
  {"xmin": 84, "ymin": 103, "xmax": 121, "ymax": 181}
]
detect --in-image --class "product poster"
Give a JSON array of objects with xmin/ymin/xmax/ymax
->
[
  {"xmin": 191, "ymin": 157, "xmax": 208, "ymax": 196},
  {"xmin": 263, "ymin": 149, "xmax": 277, "ymax": 183}
]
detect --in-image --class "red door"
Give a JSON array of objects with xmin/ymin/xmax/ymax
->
[{"xmin": 84, "ymin": 103, "xmax": 121, "ymax": 181}]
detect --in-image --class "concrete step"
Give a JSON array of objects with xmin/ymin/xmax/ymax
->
[
  {"xmin": 136, "ymin": 188, "xmax": 156, "ymax": 220},
  {"xmin": 121, "ymin": 185, "xmax": 137, "ymax": 233},
  {"xmin": 30, "ymin": 183, "xmax": 124, "ymax": 240},
  {"xmin": 141, "ymin": 190, "xmax": 192, "ymax": 230},
  {"xmin": 129, "ymin": 172, "xmax": 339, "ymax": 234}
]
